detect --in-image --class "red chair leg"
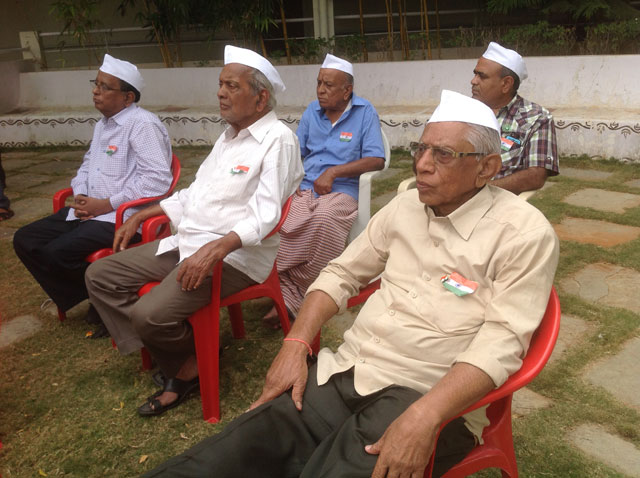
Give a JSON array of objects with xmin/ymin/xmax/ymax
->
[
  {"xmin": 190, "ymin": 306, "xmax": 221, "ymax": 423},
  {"xmin": 227, "ymin": 303, "xmax": 245, "ymax": 339},
  {"xmin": 141, "ymin": 347, "xmax": 153, "ymax": 371},
  {"xmin": 272, "ymin": 296, "xmax": 291, "ymax": 335},
  {"xmin": 57, "ymin": 307, "xmax": 66, "ymax": 322}
]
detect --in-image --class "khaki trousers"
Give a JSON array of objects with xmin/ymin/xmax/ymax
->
[{"xmin": 85, "ymin": 240, "xmax": 256, "ymax": 377}]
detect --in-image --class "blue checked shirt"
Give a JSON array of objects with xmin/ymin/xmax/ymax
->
[
  {"xmin": 67, "ymin": 103, "xmax": 173, "ymax": 223},
  {"xmin": 494, "ymin": 95, "xmax": 559, "ymax": 179}
]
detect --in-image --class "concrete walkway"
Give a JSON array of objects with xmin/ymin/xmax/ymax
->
[{"xmin": 1, "ymin": 152, "xmax": 639, "ymax": 476}]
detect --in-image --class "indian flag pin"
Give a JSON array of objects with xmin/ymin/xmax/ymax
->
[{"xmin": 440, "ymin": 272, "xmax": 478, "ymax": 297}]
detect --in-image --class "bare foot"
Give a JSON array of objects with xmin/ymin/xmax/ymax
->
[{"xmin": 262, "ymin": 305, "xmax": 281, "ymax": 330}]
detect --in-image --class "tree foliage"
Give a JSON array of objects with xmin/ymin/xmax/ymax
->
[{"xmin": 486, "ymin": 0, "xmax": 639, "ymax": 20}]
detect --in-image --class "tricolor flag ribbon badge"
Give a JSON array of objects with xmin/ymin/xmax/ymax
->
[
  {"xmin": 500, "ymin": 136, "xmax": 514, "ymax": 151},
  {"xmin": 230, "ymin": 165, "xmax": 250, "ymax": 175},
  {"xmin": 339, "ymin": 131, "xmax": 353, "ymax": 142},
  {"xmin": 105, "ymin": 145, "xmax": 118, "ymax": 156},
  {"xmin": 441, "ymin": 272, "xmax": 478, "ymax": 297}
]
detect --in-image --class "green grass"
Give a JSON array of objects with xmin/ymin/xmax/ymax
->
[{"xmin": 1, "ymin": 149, "xmax": 640, "ymax": 476}]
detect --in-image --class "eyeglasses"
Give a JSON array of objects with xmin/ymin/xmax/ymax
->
[
  {"xmin": 409, "ymin": 141, "xmax": 486, "ymax": 166},
  {"xmin": 90, "ymin": 80, "xmax": 124, "ymax": 93}
]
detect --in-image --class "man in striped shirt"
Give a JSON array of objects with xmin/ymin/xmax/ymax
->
[
  {"xmin": 471, "ymin": 42, "xmax": 559, "ymax": 195},
  {"xmin": 263, "ymin": 53, "xmax": 385, "ymax": 327}
]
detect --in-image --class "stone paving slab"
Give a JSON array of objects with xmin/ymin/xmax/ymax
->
[
  {"xmin": 584, "ymin": 337, "xmax": 640, "ymax": 409},
  {"xmin": 553, "ymin": 217, "xmax": 640, "ymax": 247},
  {"xmin": 563, "ymin": 188, "xmax": 640, "ymax": 214},
  {"xmin": 372, "ymin": 191, "xmax": 397, "ymax": 211},
  {"xmin": 0, "ymin": 225, "xmax": 16, "ymax": 239},
  {"xmin": 36, "ymin": 177, "xmax": 75, "ymax": 196},
  {"xmin": 568, "ymin": 423, "xmax": 640, "ymax": 477},
  {"xmin": 0, "ymin": 314, "xmax": 43, "ymax": 348},
  {"xmin": 550, "ymin": 314, "xmax": 594, "ymax": 364},
  {"xmin": 8, "ymin": 197, "xmax": 52, "ymax": 225},
  {"xmin": 0, "ymin": 151, "xmax": 44, "ymax": 160},
  {"xmin": 1, "ymin": 158, "xmax": 44, "ymax": 171},
  {"xmin": 560, "ymin": 263, "xmax": 640, "ymax": 314},
  {"xmin": 624, "ymin": 178, "xmax": 640, "ymax": 188},
  {"xmin": 512, "ymin": 388, "xmax": 553, "ymax": 416},
  {"xmin": 561, "ymin": 167, "xmax": 614, "ymax": 181},
  {"xmin": 26, "ymin": 160, "xmax": 80, "ymax": 175},
  {"xmin": 10, "ymin": 172, "xmax": 54, "ymax": 190},
  {"xmin": 35, "ymin": 151, "xmax": 85, "ymax": 161}
]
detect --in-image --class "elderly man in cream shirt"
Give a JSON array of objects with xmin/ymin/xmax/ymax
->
[
  {"xmin": 143, "ymin": 89, "xmax": 559, "ymax": 478},
  {"xmin": 86, "ymin": 45, "xmax": 304, "ymax": 417}
]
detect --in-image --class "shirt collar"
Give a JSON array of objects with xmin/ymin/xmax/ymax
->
[
  {"xmin": 224, "ymin": 110, "xmax": 278, "ymax": 143},
  {"xmin": 313, "ymin": 93, "xmax": 365, "ymax": 112},
  {"xmin": 109, "ymin": 103, "xmax": 137, "ymax": 125},
  {"xmin": 427, "ymin": 186, "xmax": 493, "ymax": 240},
  {"xmin": 498, "ymin": 94, "xmax": 522, "ymax": 118}
]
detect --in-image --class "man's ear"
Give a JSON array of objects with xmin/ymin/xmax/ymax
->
[
  {"xmin": 343, "ymin": 83, "xmax": 354, "ymax": 101},
  {"xmin": 124, "ymin": 91, "xmax": 136, "ymax": 106},
  {"xmin": 256, "ymin": 89, "xmax": 269, "ymax": 112},
  {"xmin": 475, "ymin": 153, "xmax": 502, "ymax": 187},
  {"xmin": 500, "ymin": 75, "xmax": 514, "ymax": 95}
]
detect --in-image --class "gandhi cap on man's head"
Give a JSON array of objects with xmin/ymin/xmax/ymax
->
[
  {"xmin": 320, "ymin": 53, "xmax": 353, "ymax": 77},
  {"xmin": 428, "ymin": 90, "xmax": 500, "ymax": 132},
  {"xmin": 481, "ymin": 42, "xmax": 528, "ymax": 82},
  {"xmin": 224, "ymin": 45, "xmax": 285, "ymax": 94},
  {"xmin": 99, "ymin": 54, "xmax": 145, "ymax": 92}
]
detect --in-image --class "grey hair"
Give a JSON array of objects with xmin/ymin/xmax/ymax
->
[
  {"xmin": 247, "ymin": 68, "xmax": 276, "ymax": 110},
  {"xmin": 464, "ymin": 123, "xmax": 501, "ymax": 157},
  {"xmin": 344, "ymin": 72, "xmax": 354, "ymax": 87}
]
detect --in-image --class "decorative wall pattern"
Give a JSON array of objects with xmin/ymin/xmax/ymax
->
[{"xmin": 1, "ymin": 111, "xmax": 639, "ymax": 162}]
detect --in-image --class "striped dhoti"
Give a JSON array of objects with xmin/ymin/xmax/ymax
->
[{"xmin": 277, "ymin": 189, "xmax": 358, "ymax": 315}]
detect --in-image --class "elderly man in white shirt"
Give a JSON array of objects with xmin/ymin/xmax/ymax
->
[
  {"xmin": 13, "ymin": 54, "xmax": 173, "ymax": 324},
  {"xmin": 85, "ymin": 45, "xmax": 304, "ymax": 417}
]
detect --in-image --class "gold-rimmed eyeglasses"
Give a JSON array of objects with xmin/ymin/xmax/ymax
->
[
  {"xmin": 90, "ymin": 80, "xmax": 124, "ymax": 93},
  {"xmin": 409, "ymin": 141, "xmax": 486, "ymax": 166}
]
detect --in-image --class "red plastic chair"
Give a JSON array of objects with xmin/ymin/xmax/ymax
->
[
  {"xmin": 136, "ymin": 196, "xmax": 294, "ymax": 422},
  {"xmin": 425, "ymin": 287, "xmax": 562, "ymax": 478},
  {"xmin": 52, "ymin": 153, "xmax": 181, "ymax": 321}
]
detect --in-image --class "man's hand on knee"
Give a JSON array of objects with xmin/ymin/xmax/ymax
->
[
  {"xmin": 250, "ymin": 340, "xmax": 309, "ymax": 411},
  {"xmin": 177, "ymin": 233, "xmax": 242, "ymax": 291}
]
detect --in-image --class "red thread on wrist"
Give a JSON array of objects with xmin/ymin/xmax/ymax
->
[{"xmin": 284, "ymin": 337, "xmax": 313, "ymax": 356}]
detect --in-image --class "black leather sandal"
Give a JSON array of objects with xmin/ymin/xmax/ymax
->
[{"xmin": 137, "ymin": 376, "xmax": 200, "ymax": 417}]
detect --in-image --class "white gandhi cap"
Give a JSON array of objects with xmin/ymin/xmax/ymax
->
[
  {"xmin": 428, "ymin": 90, "xmax": 500, "ymax": 132},
  {"xmin": 321, "ymin": 53, "xmax": 354, "ymax": 77},
  {"xmin": 99, "ymin": 54, "xmax": 145, "ymax": 93},
  {"xmin": 481, "ymin": 41, "xmax": 528, "ymax": 81},
  {"xmin": 224, "ymin": 45, "xmax": 285, "ymax": 94}
]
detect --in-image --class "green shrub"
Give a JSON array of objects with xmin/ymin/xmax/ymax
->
[
  {"xmin": 583, "ymin": 19, "xmax": 640, "ymax": 54},
  {"xmin": 501, "ymin": 21, "xmax": 576, "ymax": 55}
]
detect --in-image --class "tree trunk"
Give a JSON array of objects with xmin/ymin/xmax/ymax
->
[
  {"xmin": 384, "ymin": 0, "xmax": 393, "ymax": 60},
  {"xmin": 358, "ymin": 0, "xmax": 368, "ymax": 62},
  {"xmin": 279, "ymin": 0, "xmax": 292, "ymax": 65},
  {"xmin": 423, "ymin": 0, "xmax": 432, "ymax": 60},
  {"xmin": 435, "ymin": 0, "xmax": 442, "ymax": 59}
]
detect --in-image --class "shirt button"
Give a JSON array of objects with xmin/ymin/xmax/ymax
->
[
  {"xmin": 433, "ymin": 241, "xmax": 439, "ymax": 247},
  {"xmin": 388, "ymin": 310, "xmax": 395, "ymax": 316},
  {"xmin": 358, "ymin": 358, "xmax": 365, "ymax": 363},
  {"xmin": 374, "ymin": 337, "xmax": 380, "ymax": 343},
  {"xmin": 411, "ymin": 291, "xmax": 417, "ymax": 298}
]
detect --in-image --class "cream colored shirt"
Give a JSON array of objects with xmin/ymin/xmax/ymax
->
[
  {"xmin": 309, "ymin": 185, "xmax": 559, "ymax": 439},
  {"xmin": 157, "ymin": 111, "xmax": 304, "ymax": 283}
]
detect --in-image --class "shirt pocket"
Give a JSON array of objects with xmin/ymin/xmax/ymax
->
[{"xmin": 415, "ymin": 276, "xmax": 487, "ymax": 335}]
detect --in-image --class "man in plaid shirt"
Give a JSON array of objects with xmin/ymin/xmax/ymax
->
[{"xmin": 471, "ymin": 42, "xmax": 558, "ymax": 195}]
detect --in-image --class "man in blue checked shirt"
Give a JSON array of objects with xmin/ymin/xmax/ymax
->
[{"xmin": 13, "ymin": 54, "xmax": 173, "ymax": 332}]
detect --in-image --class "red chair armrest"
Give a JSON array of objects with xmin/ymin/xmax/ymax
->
[
  {"xmin": 114, "ymin": 195, "xmax": 169, "ymax": 229},
  {"xmin": 141, "ymin": 214, "xmax": 172, "ymax": 243},
  {"xmin": 53, "ymin": 187, "xmax": 73, "ymax": 213}
]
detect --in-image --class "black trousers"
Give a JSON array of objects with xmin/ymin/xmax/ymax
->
[
  {"xmin": 13, "ymin": 207, "xmax": 119, "ymax": 311},
  {"xmin": 143, "ymin": 365, "xmax": 475, "ymax": 478}
]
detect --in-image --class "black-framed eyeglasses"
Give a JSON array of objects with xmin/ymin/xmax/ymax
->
[
  {"xmin": 90, "ymin": 79, "xmax": 124, "ymax": 93},
  {"xmin": 409, "ymin": 141, "xmax": 486, "ymax": 166}
]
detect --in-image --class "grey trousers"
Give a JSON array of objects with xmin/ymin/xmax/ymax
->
[
  {"xmin": 143, "ymin": 365, "xmax": 476, "ymax": 478},
  {"xmin": 85, "ymin": 240, "xmax": 256, "ymax": 377}
]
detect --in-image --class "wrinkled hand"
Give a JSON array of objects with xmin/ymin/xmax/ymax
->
[
  {"xmin": 249, "ymin": 341, "xmax": 309, "ymax": 411},
  {"xmin": 176, "ymin": 240, "xmax": 226, "ymax": 291},
  {"xmin": 113, "ymin": 215, "xmax": 143, "ymax": 252},
  {"xmin": 366, "ymin": 406, "xmax": 439, "ymax": 478},
  {"xmin": 70, "ymin": 195, "xmax": 112, "ymax": 219},
  {"xmin": 313, "ymin": 168, "xmax": 336, "ymax": 195}
]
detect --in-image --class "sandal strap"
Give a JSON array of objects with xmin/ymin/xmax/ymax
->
[{"xmin": 164, "ymin": 377, "xmax": 198, "ymax": 395}]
